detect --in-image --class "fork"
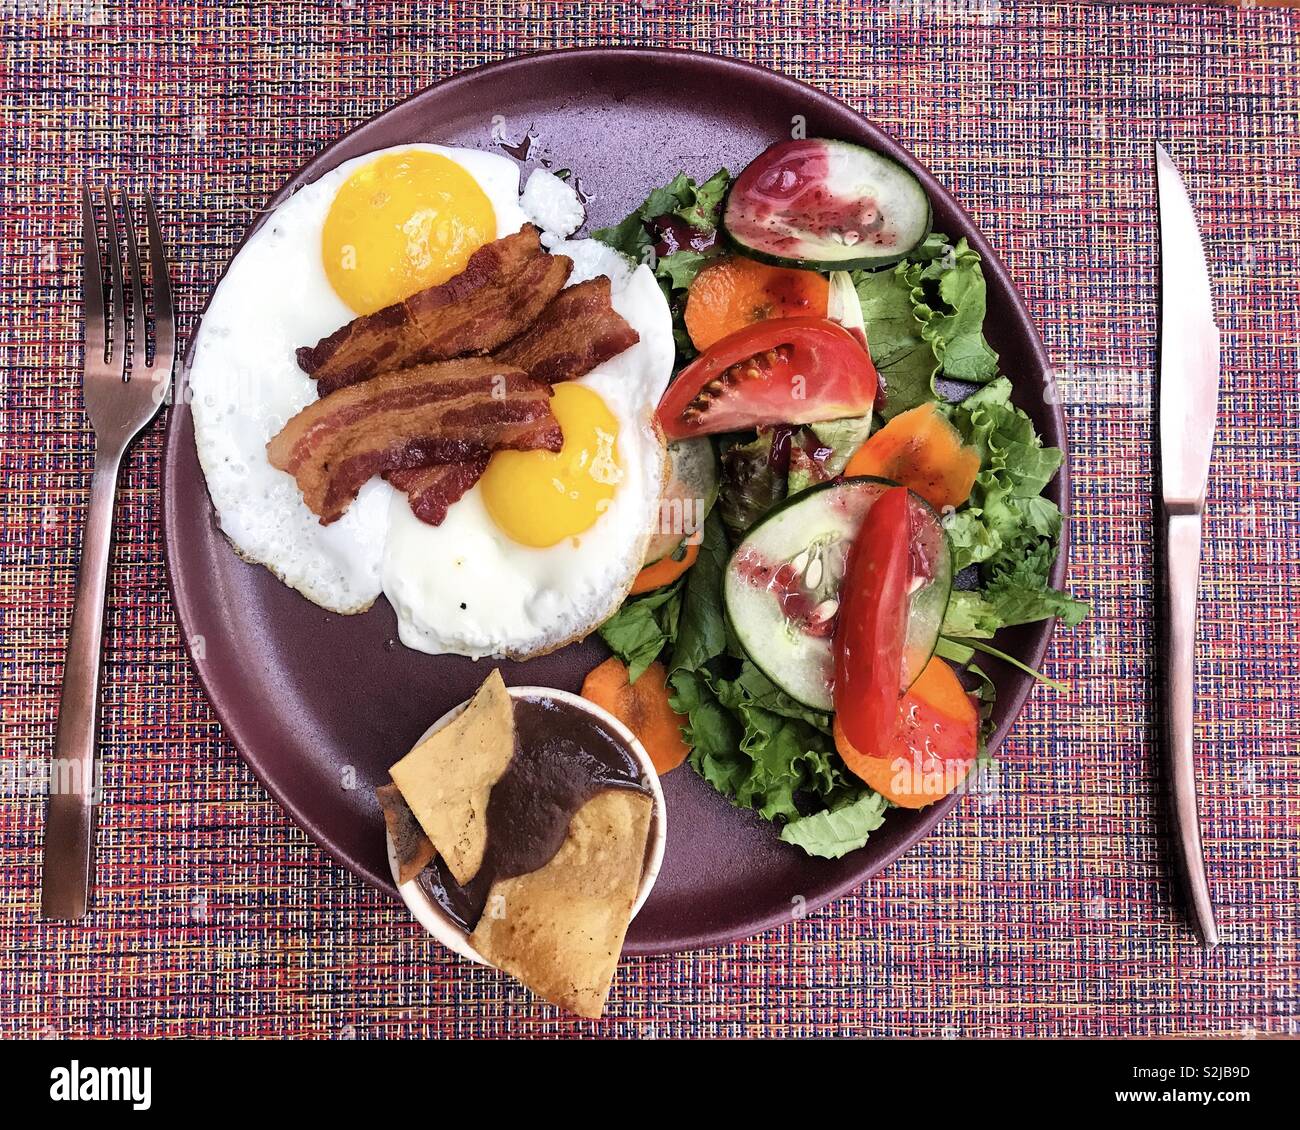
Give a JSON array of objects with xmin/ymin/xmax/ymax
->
[{"xmin": 41, "ymin": 188, "xmax": 175, "ymax": 919}]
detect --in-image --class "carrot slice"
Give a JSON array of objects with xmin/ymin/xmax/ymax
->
[
  {"xmin": 906, "ymin": 653, "xmax": 980, "ymax": 722},
  {"xmin": 843, "ymin": 402, "xmax": 980, "ymax": 511},
  {"xmin": 629, "ymin": 539, "xmax": 700, "ymax": 595},
  {"xmin": 684, "ymin": 255, "xmax": 829, "ymax": 351},
  {"xmin": 833, "ymin": 656, "xmax": 979, "ymax": 808},
  {"xmin": 581, "ymin": 658, "xmax": 690, "ymax": 776}
]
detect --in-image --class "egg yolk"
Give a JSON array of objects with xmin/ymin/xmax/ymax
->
[
  {"xmin": 322, "ymin": 151, "xmax": 496, "ymax": 315},
  {"xmin": 481, "ymin": 384, "xmax": 623, "ymax": 548}
]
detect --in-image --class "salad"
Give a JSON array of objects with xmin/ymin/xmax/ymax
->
[{"xmin": 581, "ymin": 137, "xmax": 1086, "ymax": 859}]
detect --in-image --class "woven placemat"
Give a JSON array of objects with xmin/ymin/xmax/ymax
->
[{"xmin": 2, "ymin": 2, "xmax": 1296, "ymax": 1038}]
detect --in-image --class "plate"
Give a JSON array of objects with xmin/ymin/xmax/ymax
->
[{"xmin": 163, "ymin": 48, "xmax": 1068, "ymax": 955}]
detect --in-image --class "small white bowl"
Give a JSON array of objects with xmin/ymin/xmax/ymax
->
[{"xmin": 386, "ymin": 685, "xmax": 667, "ymax": 965}]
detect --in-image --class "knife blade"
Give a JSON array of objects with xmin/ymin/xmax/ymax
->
[
  {"xmin": 1156, "ymin": 141, "xmax": 1221, "ymax": 949},
  {"xmin": 1159, "ymin": 144, "xmax": 1222, "ymax": 509}
]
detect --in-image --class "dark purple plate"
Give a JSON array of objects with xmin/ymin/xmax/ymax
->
[{"xmin": 163, "ymin": 48, "xmax": 1068, "ymax": 955}]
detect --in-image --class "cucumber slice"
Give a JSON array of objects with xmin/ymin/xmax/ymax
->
[
  {"xmin": 723, "ymin": 138, "xmax": 932, "ymax": 272},
  {"xmin": 724, "ymin": 476, "xmax": 951, "ymax": 711},
  {"xmin": 642, "ymin": 437, "xmax": 720, "ymax": 566}
]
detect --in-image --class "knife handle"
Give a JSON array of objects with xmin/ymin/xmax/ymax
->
[{"xmin": 1162, "ymin": 506, "xmax": 1219, "ymax": 948}]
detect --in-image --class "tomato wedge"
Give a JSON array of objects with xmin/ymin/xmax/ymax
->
[
  {"xmin": 832, "ymin": 485, "xmax": 911, "ymax": 758},
  {"xmin": 657, "ymin": 317, "xmax": 878, "ymax": 441}
]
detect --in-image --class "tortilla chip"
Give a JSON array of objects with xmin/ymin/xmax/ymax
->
[
  {"xmin": 470, "ymin": 788, "xmax": 653, "ymax": 1019},
  {"xmin": 388, "ymin": 669, "xmax": 515, "ymax": 886},
  {"xmin": 375, "ymin": 783, "xmax": 436, "ymax": 884}
]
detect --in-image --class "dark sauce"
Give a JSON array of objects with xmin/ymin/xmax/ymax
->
[{"xmin": 417, "ymin": 694, "xmax": 650, "ymax": 932}]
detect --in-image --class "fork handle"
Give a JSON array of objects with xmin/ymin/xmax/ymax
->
[
  {"xmin": 1162, "ymin": 506, "xmax": 1219, "ymax": 948},
  {"xmin": 42, "ymin": 446, "xmax": 123, "ymax": 919}
]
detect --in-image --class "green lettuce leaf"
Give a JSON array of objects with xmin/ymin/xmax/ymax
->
[
  {"xmin": 669, "ymin": 668, "xmax": 747, "ymax": 797},
  {"xmin": 936, "ymin": 377, "xmax": 1087, "ymax": 633},
  {"xmin": 854, "ymin": 266, "xmax": 937, "ymax": 420},
  {"xmin": 716, "ymin": 660, "xmax": 831, "ymax": 735},
  {"xmin": 779, "ymin": 789, "xmax": 889, "ymax": 859},
  {"xmin": 903, "ymin": 237, "xmax": 999, "ymax": 384},
  {"xmin": 853, "ymin": 232, "xmax": 998, "ymax": 418},
  {"xmin": 724, "ymin": 713, "xmax": 816, "ymax": 820},
  {"xmin": 670, "ymin": 659, "xmax": 848, "ymax": 826},
  {"xmin": 592, "ymin": 168, "xmax": 730, "ymax": 267},
  {"xmin": 656, "ymin": 249, "xmax": 711, "ymax": 290},
  {"xmin": 641, "ymin": 172, "xmax": 697, "ymax": 219},
  {"xmin": 705, "ymin": 662, "xmax": 846, "ymax": 822},
  {"xmin": 943, "ymin": 583, "xmax": 1089, "ymax": 638},
  {"xmin": 941, "ymin": 507, "xmax": 1003, "ymax": 570},
  {"xmin": 670, "ymin": 511, "xmax": 729, "ymax": 675},
  {"xmin": 940, "ymin": 377, "xmax": 1066, "ymax": 571},
  {"xmin": 946, "ymin": 379, "xmax": 1062, "ymax": 495},
  {"xmin": 674, "ymin": 168, "xmax": 730, "ymax": 230},
  {"xmin": 597, "ymin": 581, "xmax": 682, "ymax": 683},
  {"xmin": 590, "ymin": 212, "xmax": 654, "ymax": 265}
]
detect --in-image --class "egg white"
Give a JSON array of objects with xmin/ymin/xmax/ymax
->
[
  {"xmin": 188, "ymin": 144, "xmax": 529, "ymax": 613},
  {"xmin": 382, "ymin": 240, "xmax": 675, "ymax": 659}
]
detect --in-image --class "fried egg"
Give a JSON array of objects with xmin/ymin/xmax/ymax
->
[
  {"xmin": 383, "ymin": 240, "xmax": 673, "ymax": 658},
  {"xmin": 189, "ymin": 144, "xmax": 674, "ymax": 661},
  {"xmin": 188, "ymin": 144, "xmax": 530, "ymax": 614}
]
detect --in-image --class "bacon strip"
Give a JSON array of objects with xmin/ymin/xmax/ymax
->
[
  {"xmin": 494, "ymin": 276, "xmax": 640, "ymax": 384},
  {"xmin": 386, "ymin": 456, "xmax": 491, "ymax": 527},
  {"xmin": 268, "ymin": 358, "xmax": 560, "ymax": 525},
  {"xmin": 386, "ymin": 280, "xmax": 641, "ymax": 527},
  {"xmin": 297, "ymin": 225, "xmax": 573, "ymax": 394}
]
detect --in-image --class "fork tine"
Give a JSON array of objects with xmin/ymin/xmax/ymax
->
[
  {"xmin": 122, "ymin": 195, "xmax": 148, "ymax": 379},
  {"xmin": 81, "ymin": 188, "xmax": 106, "ymax": 366},
  {"xmin": 101, "ymin": 187, "xmax": 126, "ymax": 376},
  {"xmin": 143, "ymin": 194, "xmax": 175, "ymax": 377}
]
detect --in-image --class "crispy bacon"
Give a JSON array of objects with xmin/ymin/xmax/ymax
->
[
  {"xmin": 386, "ymin": 281, "xmax": 641, "ymax": 527},
  {"xmin": 386, "ymin": 456, "xmax": 491, "ymax": 527},
  {"xmin": 297, "ymin": 225, "xmax": 573, "ymax": 394},
  {"xmin": 268, "ymin": 358, "xmax": 560, "ymax": 525},
  {"xmin": 494, "ymin": 276, "xmax": 640, "ymax": 383},
  {"xmin": 383, "ymin": 279, "xmax": 642, "ymax": 527}
]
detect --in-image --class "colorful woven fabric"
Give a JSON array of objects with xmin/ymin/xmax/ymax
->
[{"xmin": 2, "ymin": 2, "xmax": 1297, "ymax": 1038}]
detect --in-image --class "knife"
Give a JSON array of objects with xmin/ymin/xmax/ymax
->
[{"xmin": 1156, "ymin": 141, "xmax": 1221, "ymax": 949}]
